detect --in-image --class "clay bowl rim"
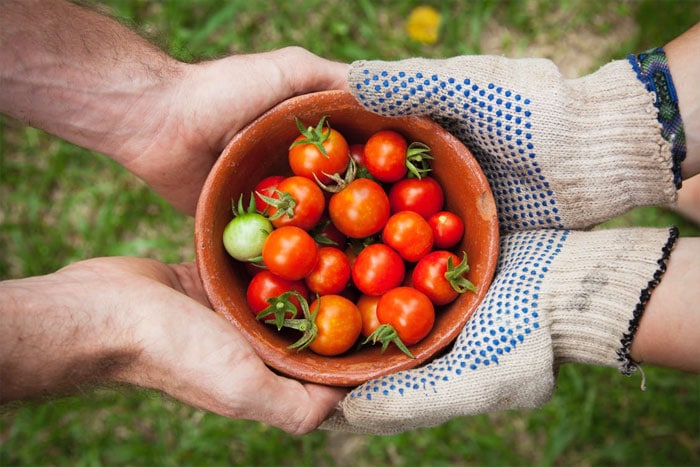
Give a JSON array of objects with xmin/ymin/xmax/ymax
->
[{"xmin": 195, "ymin": 90, "xmax": 499, "ymax": 387}]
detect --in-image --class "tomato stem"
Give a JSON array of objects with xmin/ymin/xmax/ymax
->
[
  {"xmin": 281, "ymin": 292, "xmax": 320, "ymax": 351},
  {"xmin": 231, "ymin": 192, "xmax": 258, "ymax": 217},
  {"xmin": 256, "ymin": 291, "xmax": 301, "ymax": 330},
  {"xmin": 289, "ymin": 115, "xmax": 332, "ymax": 158},
  {"xmin": 405, "ymin": 141, "xmax": 434, "ymax": 179},
  {"xmin": 256, "ymin": 189, "xmax": 297, "ymax": 221},
  {"xmin": 445, "ymin": 251, "xmax": 477, "ymax": 294},
  {"xmin": 314, "ymin": 157, "xmax": 357, "ymax": 193},
  {"xmin": 362, "ymin": 324, "xmax": 415, "ymax": 359}
]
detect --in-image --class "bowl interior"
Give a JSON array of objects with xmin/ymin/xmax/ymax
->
[{"xmin": 195, "ymin": 90, "xmax": 499, "ymax": 387}]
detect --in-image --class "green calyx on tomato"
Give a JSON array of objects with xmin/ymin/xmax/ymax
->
[
  {"xmin": 362, "ymin": 324, "xmax": 415, "ymax": 359},
  {"xmin": 405, "ymin": 141, "xmax": 434, "ymax": 179},
  {"xmin": 290, "ymin": 115, "xmax": 332, "ymax": 158},
  {"xmin": 277, "ymin": 292, "xmax": 320, "ymax": 352},
  {"xmin": 314, "ymin": 156, "xmax": 358, "ymax": 193},
  {"xmin": 256, "ymin": 189, "xmax": 296, "ymax": 222},
  {"xmin": 446, "ymin": 252, "xmax": 477, "ymax": 294},
  {"xmin": 309, "ymin": 219, "xmax": 344, "ymax": 247},
  {"xmin": 222, "ymin": 194, "xmax": 273, "ymax": 262},
  {"xmin": 256, "ymin": 291, "xmax": 303, "ymax": 331}
]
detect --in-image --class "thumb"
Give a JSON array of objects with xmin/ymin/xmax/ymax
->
[{"xmin": 269, "ymin": 46, "xmax": 350, "ymax": 96}]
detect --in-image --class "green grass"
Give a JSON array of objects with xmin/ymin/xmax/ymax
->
[{"xmin": 1, "ymin": 1, "xmax": 699, "ymax": 465}]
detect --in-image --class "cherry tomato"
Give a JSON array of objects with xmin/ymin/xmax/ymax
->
[
  {"xmin": 308, "ymin": 295, "xmax": 362, "ymax": 356},
  {"xmin": 305, "ymin": 246, "xmax": 351, "ymax": 295},
  {"xmin": 382, "ymin": 210, "xmax": 434, "ymax": 262},
  {"xmin": 376, "ymin": 286, "xmax": 435, "ymax": 345},
  {"xmin": 254, "ymin": 175, "xmax": 284, "ymax": 214},
  {"xmin": 363, "ymin": 130, "xmax": 408, "ymax": 182},
  {"xmin": 329, "ymin": 178, "xmax": 390, "ymax": 238},
  {"xmin": 246, "ymin": 270, "xmax": 308, "ymax": 318},
  {"xmin": 289, "ymin": 116, "xmax": 350, "ymax": 184},
  {"xmin": 428, "ymin": 211, "xmax": 465, "ymax": 249},
  {"xmin": 344, "ymin": 243, "xmax": 361, "ymax": 270},
  {"xmin": 223, "ymin": 196, "xmax": 273, "ymax": 262},
  {"xmin": 243, "ymin": 261, "xmax": 266, "ymax": 278},
  {"xmin": 388, "ymin": 176, "xmax": 444, "ymax": 219},
  {"xmin": 348, "ymin": 144, "xmax": 366, "ymax": 168},
  {"xmin": 352, "ymin": 243, "xmax": 405, "ymax": 296},
  {"xmin": 262, "ymin": 226, "xmax": 319, "ymax": 280},
  {"xmin": 266, "ymin": 176, "xmax": 325, "ymax": 231},
  {"xmin": 310, "ymin": 217, "xmax": 347, "ymax": 248},
  {"xmin": 349, "ymin": 143, "xmax": 374, "ymax": 179},
  {"xmin": 357, "ymin": 294, "xmax": 381, "ymax": 338},
  {"xmin": 411, "ymin": 250, "xmax": 461, "ymax": 305}
]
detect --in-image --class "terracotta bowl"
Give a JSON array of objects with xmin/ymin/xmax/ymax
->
[{"xmin": 195, "ymin": 90, "xmax": 499, "ymax": 387}]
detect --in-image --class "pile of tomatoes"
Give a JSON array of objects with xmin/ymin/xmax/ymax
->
[{"xmin": 222, "ymin": 116, "xmax": 475, "ymax": 358}]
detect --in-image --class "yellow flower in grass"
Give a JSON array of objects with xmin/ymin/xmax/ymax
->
[{"xmin": 406, "ymin": 5, "xmax": 442, "ymax": 44}]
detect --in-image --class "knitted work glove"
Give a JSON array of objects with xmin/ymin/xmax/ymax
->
[
  {"xmin": 320, "ymin": 51, "xmax": 685, "ymax": 434},
  {"xmin": 347, "ymin": 52, "xmax": 686, "ymax": 232},
  {"xmin": 322, "ymin": 227, "xmax": 678, "ymax": 434}
]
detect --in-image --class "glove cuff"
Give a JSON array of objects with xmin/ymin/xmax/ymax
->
[
  {"xmin": 546, "ymin": 227, "xmax": 679, "ymax": 373},
  {"xmin": 548, "ymin": 60, "xmax": 678, "ymax": 229}
]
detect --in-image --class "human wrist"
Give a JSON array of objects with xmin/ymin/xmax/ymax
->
[
  {"xmin": 0, "ymin": 0, "xmax": 186, "ymax": 166},
  {"xmin": 546, "ymin": 227, "xmax": 678, "ymax": 372},
  {"xmin": 0, "ymin": 269, "xmax": 141, "ymax": 401},
  {"xmin": 665, "ymin": 23, "xmax": 700, "ymax": 178},
  {"xmin": 629, "ymin": 237, "xmax": 700, "ymax": 373}
]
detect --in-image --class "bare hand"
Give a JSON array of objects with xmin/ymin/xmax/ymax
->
[{"xmin": 0, "ymin": 257, "xmax": 346, "ymax": 434}]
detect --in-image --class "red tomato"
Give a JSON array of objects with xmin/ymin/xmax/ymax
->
[
  {"xmin": 357, "ymin": 294, "xmax": 381, "ymax": 338},
  {"xmin": 349, "ymin": 143, "xmax": 374, "ymax": 179},
  {"xmin": 344, "ymin": 243, "xmax": 361, "ymax": 270},
  {"xmin": 352, "ymin": 243, "xmax": 405, "ymax": 296},
  {"xmin": 305, "ymin": 246, "xmax": 351, "ymax": 295},
  {"xmin": 412, "ymin": 250, "xmax": 461, "ymax": 305},
  {"xmin": 376, "ymin": 287, "xmax": 435, "ymax": 345},
  {"xmin": 311, "ymin": 217, "xmax": 347, "ymax": 248},
  {"xmin": 348, "ymin": 144, "xmax": 366, "ymax": 168},
  {"xmin": 428, "ymin": 211, "xmax": 465, "ymax": 249},
  {"xmin": 266, "ymin": 176, "xmax": 325, "ymax": 231},
  {"xmin": 244, "ymin": 261, "xmax": 265, "ymax": 278},
  {"xmin": 254, "ymin": 175, "xmax": 284, "ymax": 213},
  {"xmin": 246, "ymin": 270, "xmax": 308, "ymax": 318},
  {"xmin": 382, "ymin": 210, "xmax": 434, "ymax": 262},
  {"xmin": 289, "ymin": 117, "xmax": 350, "ymax": 184},
  {"xmin": 388, "ymin": 176, "xmax": 444, "ymax": 219},
  {"xmin": 308, "ymin": 295, "xmax": 362, "ymax": 356},
  {"xmin": 262, "ymin": 226, "xmax": 319, "ymax": 280},
  {"xmin": 363, "ymin": 130, "xmax": 408, "ymax": 182},
  {"xmin": 329, "ymin": 178, "xmax": 390, "ymax": 238}
]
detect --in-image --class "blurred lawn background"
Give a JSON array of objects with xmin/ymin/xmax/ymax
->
[{"xmin": 1, "ymin": 0, "xmax": 699, "ymax": 465}]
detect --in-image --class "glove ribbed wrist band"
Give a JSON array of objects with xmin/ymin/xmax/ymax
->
[{"xmin": 547, "ymin": 227, "xmax": 678, "ymax": 373}]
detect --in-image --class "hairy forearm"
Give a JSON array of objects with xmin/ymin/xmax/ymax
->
[
  {"xmin": 631, "ymin": 237, "xmax": 700, "ymax": 373},
  {"xmin": 0, "ymin": 272, "xmax": 138, "ymax": 401},
  {"xmin": 0, "ymin": 0, "xmax": 184, "ymax": 165},
  {"xmin": 666, "ymin": 22, "xmax": 700, "ymax": 178}
]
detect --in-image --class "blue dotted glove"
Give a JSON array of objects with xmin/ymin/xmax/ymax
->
[
  {"xmin": 348, "ymin": 55, "xmax": 680, "ymax": 232},
  {"xmin": 322, "ymin": 227, "xmax": 677, "ymax": 434},
  {"xmin": 320, "ymin": 54, "xmax": 682, "ymax": 434}
]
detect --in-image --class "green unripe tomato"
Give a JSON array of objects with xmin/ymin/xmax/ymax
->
[{"xmin": 223, "ymin": 212, "xmax": 273, "ymax": 261}]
